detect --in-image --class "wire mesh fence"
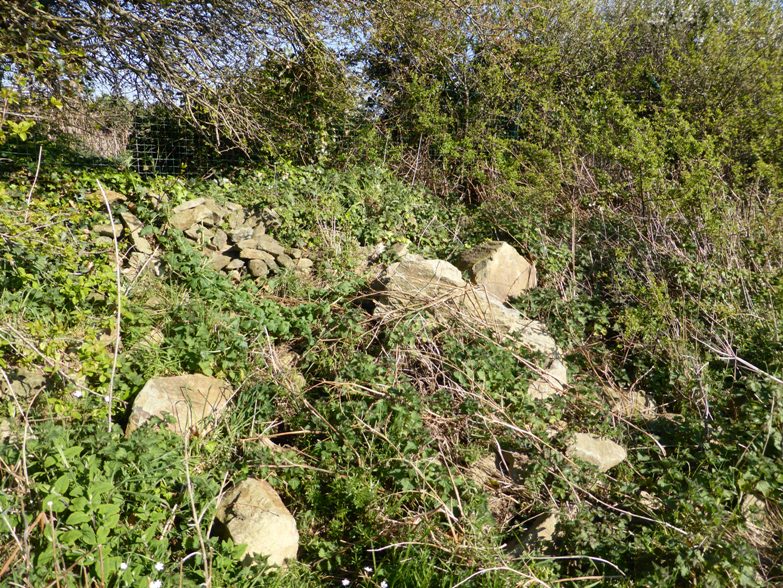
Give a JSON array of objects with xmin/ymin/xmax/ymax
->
[{"xmin": 0, "ymin": 102, "xmax": 234, "ymax": 176}]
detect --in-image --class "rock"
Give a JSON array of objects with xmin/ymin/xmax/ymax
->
[
  {"xmin": 230, "ymin": 228, "xmax": 254, "ymax": 243},
  {"xmin": 528, "ymin": 358, "xmax": 568, "ymax": 400},
  {"xmin": 566, "ymin": 433, "xmax": 627, "ymax": 472},
  {"xmin": 228, "ymin": 270, "xmax": 242, "ymax": 283},
  {"xmin": 255, "ymin": 235, "xmax": 285, "ymax": 256},
  {"xmin": 213, "ymin": 229, "xmax": 229, "ymax": 252},
  {"xmin": 3, "ymin": 367, "xmax": 46, "ymax": 400},
  {"xmin": 294, "ymin": 258, "xmax": 313, "ymax": 273},
  {"xmin": 523, "ymin": 511, "xmax": 559, "ymax": 544},
  {"xmin": 170, "ymin": 204, "xmax": 218, "ymax": 231},
  {"xmin": 226, "ymin": 208, "xmax": 246, "ymax": 229},
  {"xmin": 240, "ymin": 248, "xmax": 277, "ymax": 263},
  {"xmin": 118, "ymin": 212, "xmax": 153, "ymax": 255},
  {"xmin": 235, "ymin": 238, "xmax": 257, "ymax": 250},
  {"xmin": 184, "ymin": 227, "xmax": 202, "ymax": 240},
  {"xmin": 209, "ymin": 252, "xmax": 233, "ymax": 271},
  {"xmin": 606, "ymin": 387, "xmax": 657, "ymax": 419},
  {"xmin": 276, "ymin": 253, "xmax": 295, "ymax": 270},
  {"xmin": 216, "ymin": 478, "xmax": 299, "ymax": 567},
  {"xmin": 248, "ymin": 259, "xmax": 269, "ymax": 277},
  {"xmin": 126, "ymin": 374, "xmax": 231, "ymax": 436},
  {"xmin": 172, "ymin": 198, "xmax": 206, "ymax": 213},
  {"xmin": 458, "ymin": 241, "xmax": 537, "ymax": 302},
  {"xmin": 289, "ymin": 248, "xmax": 302, "ymax": 259},
  {"xmin": 88, "ymin": 189, "xmax": 126, "ymax": 204},
  {"xmin": 94, "ymin": 223, "xmax": 123, "ymax": 238},
  {"xmin": 252, "ymin": 224, "xmax": 266, "ymax": 240},
  {"xmin": 226, "ymin": 258, "xmax": 245, "ymax": 270},
  {"xmin": 388, "ymin": 242, "xmax": 410, "ymax": 258}
]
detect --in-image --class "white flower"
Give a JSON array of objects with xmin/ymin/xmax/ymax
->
[
  {"xmin": 46, "ymin": 501, "xmax": 53, "ymax": 508},
  {"xmin": 154, "ymin": 562, "xmax": 164, "ymax": 572},
  {"xmin": 363, "ymin": 566, "xmax": 372, "ymax": 573},
  {"xmin": 149, "ymin": 581, "xmax": 162, "ymax": 588},
  {"xmin": 72, "ymin": 391, "xmax": 83, "ymax": 398},
  {"xmin": 341, "ymin": 580, "xmax": 350, "ymax": 587},
  {"xmin": 103, "ymin": 395, "xmax": 111, "ymax": 403},
  {"xmin": 380, "ymin": 581, "xmax": 388, "ymax": 588},
  {"xmin": 119, "ymin": 562, "xmax": 128, "ymax": 571}
]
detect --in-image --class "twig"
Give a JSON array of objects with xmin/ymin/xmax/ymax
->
[
  {"xmin": 96, "ymin": 180, "xmax": 121, "ymax": 430},
  {"xmin": 23, "ymin": 146, "xmax": 43, "ymax": 223}
]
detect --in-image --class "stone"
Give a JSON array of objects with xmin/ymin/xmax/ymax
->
[
  {"xmin": 118, "ymin": 212, "xmax": 153, "ymax": 255},
  {"xmin": 94, "ymin": 223, "xmax": 123, "ymax": 238},
  {"xmin": 170, "ymin": 204, "xmax": 218, "ymax": 231},
  {"xmin": 255, "ymin": 235, "xmax": 285, "ymax": 256},
  {"xmin": 228, "ymin": 270, "xmax": 242, "ymax": 283},
  {"xmin": 126, "ymin": 374, "xmax": 232, "ymax": 436},
  {"xmin": 524, "ymin": 511, "xmax": 559, "ymax": 544},
  {"xmin": 388, "ymin": 242, "xmax": 410, "ymax": 258},
  {"xmin": 566, "ymin": 433, "xmax": 627, "ymax": 472},
  {"xmin": 276, "ymin": 253, "xmax": 295, "ymax": 270},
  {"xmin": 230, "ymin": 228, "xmax": 254, "ymax": 243},
  {"xmin": 184, "ymin": 227, "xmax": 202, "ymax": 240},
  {"xmin": 2, "ymin": 368, "xmax": 45, "ymax": 400},
  {"xmin": 294, "ymin": 258, "xmax": 313, "ymax": 272},
  {"xmin": 209, "ymin": 252, "xmax": 233, "ymax": 271},
  {"xmin": 606, "ymin": 387, "xmax": 657, "ymax": 419},
  {"xmin": 252, "ymin": 224, "xmax": 266, "ymax": 240},
  {"xmin": 248, "ymin": 259, "xmax": 269, "ymax": 278},
  {"xmin": 171, "ymin": 198, "xmax": 206, "ymax": 213},
  {"xmin": 226, "ymin": 208, "xmax": 246, "ymax": 229},
  {"xmin": 458, "ymin": 241, "xmax": 537, "ymax": 302},
  {"xmin": 216, "ymin": 478, "xmax": 299, "ymax": 567},
  {"xmin": 213, "ymin": 229, "xmax": 229, "ymax": 252},
  {"xmin": 528, "ymin": 358, "xmax": 568, "ymax": 400},
  {"xmin": 289, "ymin": 248, "xmax": 302, "ymax": 259},
  {"xmin": 226, "ymin": 258, "xmax": 246, "ymax": 270},
  {"xmin": 240, "ymin": 248, "xmax": 275, "ymax": 262},
  {"xmin": 88, "ymin": 189, "xmax": 126, "ymax": 204},
  {"xmin": 236, "ymin": 239, "xmax": 258, "ymax": 250}
]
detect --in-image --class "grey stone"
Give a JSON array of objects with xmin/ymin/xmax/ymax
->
[
  {"xmin": 276, "ymin": 253, "xmax": 295, "ymax": 270},
  {"xmin": 566, "ymin": 433, "xmax": 627, "ymax": 472},
  {"xmin": 213, "ymin": 229, "xmax": 229, "ymax": 252},
  {"xmin": 236, "ymin": 239, "xmax": 258, "ymax": 250},
  {"xmin": 170, "ymin": 204, "xmax": 218, "ymax": 231},
  {"xmin": 228, "ymin": 270, "xmax": 242, "ymax": 282},
  {"xmin": 94, "ymin": 223, "xmax": 123, "ymax": 238},
  {"xmin": 216, "ymin": 478, "xmax": 299, "ymax": 567},
  {"xmin": 289, "ymin": 248, "xmax": 302, "ymax": 259},
  {"xmin": 209, "ymin": 252, "xmax": 233, "ymax": 271},
  {"xmin": 226, "ymin": 258, "xmax": 246, "ymax": 270},
  {"xmin": 248, "ymin": 259, "xmax": 269, "ymax": 277},
  {"xmin": 126, "ymin": 374, "xmax": 231, "ymax": 436},
  {"xmin": 230, "ymin": 228, "xmax": 254, "ymax": 243},
  {"xmin": 240, "ymin": 248, "xmax": 273, "ymax": 261},
  {"xmin": 255, "ymin": 235, "xmax": 285, "ymax": 256},
  {"xmin": 171, "ymin": 198, "xmax": 206, "ymax": 213},
  {"xmin": 294, "ymin": 258, "xmax": 313, "ymax": 272},
  {"xmin": 458, "ymin": 241, "xmax": 537, "ymax": 302},
  {"xmin": 226, "ymin": 209, "xmax": 246, "ymax": 229},
  {"xmin": 252, "ymin": 224, "xmax": 266, "ymax": 240}
]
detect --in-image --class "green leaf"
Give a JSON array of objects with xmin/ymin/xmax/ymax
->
[{"xmin": 65, "ymin": 511, "xmax": 91, "ymax": 525}]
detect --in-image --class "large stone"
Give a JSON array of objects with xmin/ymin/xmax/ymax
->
[
  {"xmin": 276, "ymin": 253, "xmax": 295, "ymax": 270},
  {"xmin": 170, "ymin": 204, "xmax": 219, "ymax": 231},
  {"xmin": 255, "ymin": 235, "xmax": 285, "ymax": 256},
  {"xmin": 126, "ymin": 374, "xmax": 231, "ymax": 436},
  {"xmin": 209, "ymin": 252, "xmax": 233, "ymax": 271},
  {"xmin": 606, "ymin": 387, "xmax": 657, "ymax": 419},
  {"xmin": 458, "ymin": 241, "xmax": 537, "ymax": 302},
  {"xmin": 566, "ymin": 433, "xmax": 627, "ymax": 472},
  {"xmin": 247, "ymin": 259, "xmax": 269, "ymax": 277},
  {"xmin": 216, "ymin": 478, "xmax": 299, "ymax": 567}
]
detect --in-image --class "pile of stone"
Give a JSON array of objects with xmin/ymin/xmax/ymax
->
[
  {"xmin": 169, "ymin": 197, "xmax": 314, "ymax": 281},
  {"xmin": 371, "ymin": 241, "xmax": 567, "ymax": 401}
]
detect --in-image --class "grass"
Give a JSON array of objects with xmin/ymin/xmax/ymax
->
[{"xmin": 0, "ymin": 160, "xmax": 781, "ymax": 587}]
